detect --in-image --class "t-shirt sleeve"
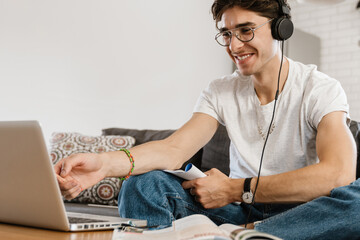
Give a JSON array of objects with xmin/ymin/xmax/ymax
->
[
  {"xmin": 193, "ymin": 80, "xmax": 225, "ymax": 125},
  {"xmin": 307, "ymin": 72, "xmax": 350, "ymax": 129}
]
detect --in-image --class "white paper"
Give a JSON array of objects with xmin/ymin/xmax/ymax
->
[
  {"xmin": 164, "ymin": 163, "xmax": 206, "ymax": 180},
  {"xmin": 112, "ymin": 214, "xmax": 229, "ymax": 240}
]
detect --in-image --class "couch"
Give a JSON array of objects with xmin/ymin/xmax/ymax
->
[{"xmin": 63, "ymin": 120, "xmax": 360, "ymax": 216}]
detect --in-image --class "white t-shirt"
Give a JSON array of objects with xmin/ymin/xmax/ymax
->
[{"xmin": 194, "ymin": 58, "xmax": 349, "ymax": 179}]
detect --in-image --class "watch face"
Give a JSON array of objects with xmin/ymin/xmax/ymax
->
[{"xmin": 242, "ymin": 192, "xmax": 253, "ymax": 204}]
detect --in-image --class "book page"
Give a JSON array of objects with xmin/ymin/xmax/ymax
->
[
  {"xmin": 219, "ymin": 223, "xmax": 245, "ymax": 236},
  {"xmin": 219, "ymin": 225, "xmax": 283, "ymax": 240},
  {"xmin": 232, "ymin": 229, "xmax": 282, "ymax": 240},
  {"xmin": 164, "ymin": 163, "xmax": 206, "ymax": 180},
  {"xmin": 112, "ymin": 214, "xmax": 230, "ymax": 240}
]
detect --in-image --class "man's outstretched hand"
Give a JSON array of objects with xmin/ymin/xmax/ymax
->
[{"xmin": 54, "ymin": 153, "xmax": 107, "ymax": 200}]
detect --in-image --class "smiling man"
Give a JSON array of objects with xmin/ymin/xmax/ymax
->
[{"xmin": 55, "ymin": 1, "xmax": 360, "ymax": 239}]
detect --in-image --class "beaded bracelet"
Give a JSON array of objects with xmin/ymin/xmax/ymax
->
[{"xmin": 119, "ymin": 148, "xmax": 135, "ymax": 181}]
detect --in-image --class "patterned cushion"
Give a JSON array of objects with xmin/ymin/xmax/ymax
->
[{"xmin": 50, "ymin": 132, "xmax": 135, "ymax": 206}]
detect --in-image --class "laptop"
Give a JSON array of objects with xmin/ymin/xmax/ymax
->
[{"xmin": 0, "ymin": 120, "xmax": 147, "ymax": 231}]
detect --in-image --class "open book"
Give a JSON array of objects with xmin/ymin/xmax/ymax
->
[
  {"xmin": 112, "ymin": 214, "xmax": 282, "ymax": 240},
  {"xmin": 164, "ymin": 163, "xmax": 206, "ymax": 180}
]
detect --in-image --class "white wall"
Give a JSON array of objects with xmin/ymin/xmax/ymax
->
[
  {"xmin": 0, "ymin": 0, "xmax": 233, "ymax": 141},
  {"xmin": 2, "ymin": 0, "xmax": 359, "ymax": 143},
  {"xmin": 290, "ymin": 0, "xmax": 360, "ymax": 120}
]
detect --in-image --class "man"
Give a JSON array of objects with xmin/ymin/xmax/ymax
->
[{"xmin": 55, "ymin": 0, "xmax": 360, "ymax": 239}]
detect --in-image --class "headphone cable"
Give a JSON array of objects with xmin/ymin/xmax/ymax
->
[{"xmin": 245, "ymin": 40, "xmax": 284, "ymax": 228}]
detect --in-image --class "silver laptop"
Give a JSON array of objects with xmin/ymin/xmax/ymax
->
[{"xmin": 0, "ymin": 120, "xmax": 147, "ymax": 231}]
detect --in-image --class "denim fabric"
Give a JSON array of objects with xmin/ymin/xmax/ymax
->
[
  {"xmin": 255, "ymin": 179, "xmax": 360, "ymax": 240},
  {"xmin": 118, "ymin": 171, "xmax": 299, "ymax": 229},
  {"xmin": 119, "ymin": 171, "xmax": 360, "ymax": 238}
]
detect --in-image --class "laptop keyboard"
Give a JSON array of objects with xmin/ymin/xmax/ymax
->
[{"xmin": 68, "ymin": 216, "xmax": 109, "ymax": 224}]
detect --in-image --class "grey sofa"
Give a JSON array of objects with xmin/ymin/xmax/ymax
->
[{"xmin": 65, "ymin": 120, "xmax": 360, "ymax": 216}]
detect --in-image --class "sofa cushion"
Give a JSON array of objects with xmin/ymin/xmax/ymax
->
[
  {"xmin": 102, "ymin": 128, "xmax": 175, "ymax": 146},
  {"xmin": 50, "ymin": 132, "xmax": 135, "ymax": 206},
  {"xmin": 349, "ymin": 120, "xmax": 360, "ymax": 179},
  {"xmin": 102, "ymin": 127, "xmax": 203, "ymax": 170},
  {"xmin": 201, "ymin": 125, "xmax": 230, "ymax": 175}
]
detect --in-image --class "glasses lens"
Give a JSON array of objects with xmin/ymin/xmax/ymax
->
[
  {"xmin": 235, "ymin": 27, "xmax": 254, "ymax": 42},
  {"xmin": 215, "ymin": 26, "xmax": 255, "ymax": 46},
  {"xmin": 216, "ymin": 31, "xmax": 231, "ymax": 46}
]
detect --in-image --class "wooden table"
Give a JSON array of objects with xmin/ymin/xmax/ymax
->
[{"xmin": 0, "ymin": 223, "xmax": 114, "ymax": 240}]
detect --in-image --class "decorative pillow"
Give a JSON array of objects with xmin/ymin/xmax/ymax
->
[{"xmin": 50, "ymin": 132, "xmax": 135, "ymax": 206}]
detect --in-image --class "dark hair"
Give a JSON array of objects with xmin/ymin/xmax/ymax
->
[{"xmin": 211, "ymin": 0, "xmax": 291, "ymax": 28}]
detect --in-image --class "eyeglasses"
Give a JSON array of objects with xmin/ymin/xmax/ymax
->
[{"xmin": 215, "ymin": 18, "xmax": 274, "ymax": 47}]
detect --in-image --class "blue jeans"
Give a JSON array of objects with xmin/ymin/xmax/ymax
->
[
  {"xmin": 255, "ymin": 178, "xmax": 360, "ymax": 239},
  {"xmin": 118, "ymin": 171, "xmax": 360, "ymax": 239}
]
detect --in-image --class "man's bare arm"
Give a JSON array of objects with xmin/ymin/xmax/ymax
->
[
  {"xmin": 227, "ymin": 111, "xmax": 356, "ymax": 204},
  {"xmin": 102, "ymin": 113, "xmax": 220, "ymax": 177}
]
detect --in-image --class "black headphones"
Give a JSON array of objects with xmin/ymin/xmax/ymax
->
[{"xmin": 271, "ymin": 0, "xmax": 294, "ymax": 41}]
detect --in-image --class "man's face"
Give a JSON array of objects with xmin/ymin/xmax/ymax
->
[{"xmin": 218, "ymin": 7, "xmax": 277, "ymax": 76}]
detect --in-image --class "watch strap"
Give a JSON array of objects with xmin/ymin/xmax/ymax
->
[{"xmin": 244, "ymin": 177, "xmax": 253, "ymax": 193}]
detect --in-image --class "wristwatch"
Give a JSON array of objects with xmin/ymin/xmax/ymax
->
[{"xmin": 242, "ymin": 177, "xmax": 254, "ymax": 204}]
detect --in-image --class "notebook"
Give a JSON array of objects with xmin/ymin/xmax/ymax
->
[{"xmin": 0, "ymin": 120, "xmax": 147, "ymax": 231}]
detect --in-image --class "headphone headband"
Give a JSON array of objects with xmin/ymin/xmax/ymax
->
[{"xmin": 277, "ymin": 0, "xmax": 291, "ymax": 16}]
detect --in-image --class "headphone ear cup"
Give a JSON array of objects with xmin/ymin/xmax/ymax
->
[{"xmin": 271, "ymin": 17, "xmax": 294, "ymax": 41}]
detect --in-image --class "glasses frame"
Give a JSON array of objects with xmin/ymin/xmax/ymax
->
[{"xmin": 215, "ymin": 18, "xmax": 274, "ymax": 47}]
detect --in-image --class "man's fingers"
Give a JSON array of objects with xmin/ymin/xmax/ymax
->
[
  {"xmin": 56, "ymin": 174, "xmax": 78, "ymax": 191},
  {"xmin": 60, "ymin": 159, "xmax": 71, "ymax": 177},
  {"xmin": 53, "ymin": 159, "xmax": 64, "ymax": 175},
  {"xmin": 60, "ymin": 155, "xmax": 82, "ymax": 177},
  {"xmin": 62, "ymin": 186, "xmax": 83, "ymax": 200},
  {"xmin": 56, "ymin": 174, "xmax": 65, "ymax": 184},
  {"xmin": 182, "ymin": 179, "xmax": 196, "ymax": 189}
]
